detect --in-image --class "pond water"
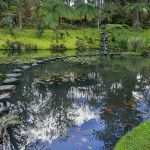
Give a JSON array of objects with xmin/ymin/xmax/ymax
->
[{"xmin": 1, "ymin": 57, "xmax": 150, "ymax": 150}]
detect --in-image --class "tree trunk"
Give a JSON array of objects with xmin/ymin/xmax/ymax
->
[
  {"xmin": 97, "ymin": 19, "xmax": 100, "ymax": 28},
  {"xmin": 132, "ymin": 8, "xmax": 140, "ymax": 29},
  {"xmin": 18, "ymin": 8, "xmax": 22, "ymax": 31},
  {"xmin": 83, "ymin": 15, "xmax": 87, "ymax": 27}
]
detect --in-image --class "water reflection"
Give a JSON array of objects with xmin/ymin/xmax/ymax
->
[{"xmin": 6, "ymin": 58, "xmax": 150, "ymax": 150}]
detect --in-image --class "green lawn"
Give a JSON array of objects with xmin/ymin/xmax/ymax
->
[{"xmin": 114, "ymin": 119, "xmax": 150, "ymax": 150}]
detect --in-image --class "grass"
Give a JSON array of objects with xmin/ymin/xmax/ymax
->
[
  {"xmin": 114, "ymin": 119, "xmax": 150, "ymax": 150},
  {"xmin": 0, "ymin": 29, "xmax": 100, "ymax": 50}
]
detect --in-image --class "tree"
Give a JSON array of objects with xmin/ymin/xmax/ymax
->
[
  {"xmin": 74, "ymin": 2, "xmax": 98, "ymax": 27},
  {"xmin": 42, "ymin": 0, "xmax": 75, "ymax": 43},
  {"xmin": 127, "ymin": 3, "xmax": 150, "ymax": 28}
]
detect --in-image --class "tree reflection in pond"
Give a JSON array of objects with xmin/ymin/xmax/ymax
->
[{"xmin": 6, "ymin": 58, "xmax": 150, "ymax": 150}]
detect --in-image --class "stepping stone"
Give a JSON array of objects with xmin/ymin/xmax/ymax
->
[
  {"xmin": 0, "ymin": 85, "xmax": 16, "ymax": 92},
  {"xmin": 20, "ymin": 66, "xmax": 31, "ymax": 70},
  {"xmin": 44, "ymin": 59, "xmax": 50, "ymax": 62},
  {"xmin": 32, "ymin": 63, "xmax": 38, "ymax": 67},
  {"xmin": 0, "ymin": 107, "xmax": 9, "ymax": 116},
  {"xmin": 13, "ymin": 69, "xmax": 23, "ymax": 73},
  {"xmin": 0, "ymin": 94, "xmax": 11, "ymax": 102},
  {"xmin": 50, "ymin": 58, "xmax": 56, "ymax": 61},
  {"xmin": 6, "ymin": 73, "xmax": 22, "ymax": 78},
  {"xmin": 37, "ymin": 61, "xmax": 44, "ymax": 64},
  {"xmin": 3, "ymin": 78, "xmax": 20, "ymax": 85},
  {"xmin": 56, "ymin": 57, "xmax": 63, "ymax": 59}
]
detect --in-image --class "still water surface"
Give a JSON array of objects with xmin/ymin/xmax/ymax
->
[{"xmin": 1, "ymin": 57, "xmax": 150, "ymax": 150}]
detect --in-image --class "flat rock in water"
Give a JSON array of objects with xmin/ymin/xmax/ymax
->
[
  {"xmin": 0, "ymin": 107, "xmax": 9, "ymax": 115},
  {"xmin": 37, "ymin": 61, "xmax": 44, "ymax": 64},
  {"xmin": 0, "ymin": 85, "xmax": 16, "ymax": 92},
  {"xmin": 0, "ymin": 94, "xmax": 11, "ymax": 101},
  {"xmin": 32, "ymin": 63, "xmax": 38, "ymax": 67},
  {"xmin": 44, "ymin": 59, "xmax": 50, "ymax": 62},
  {"xmin": 3, "ymin": 78, "xmax": 20, "ymax": 85},
  {"xmin": 50, "ymin": 58, "xmax": 56, "ymax": 61},
  {"xmin": 13, "ymin": 69, "xmax": 23, "ymax": 73},
  {"xmin": 20, "ymin": 66, "xmax": 31, "ymax": 70},
  {"xmin": 56, "ymin": 57, "xmax": 63, "ymax": 59},
  {"xmin": 6, "ymin": 73, "xmax": 22, "ymax": 78}
]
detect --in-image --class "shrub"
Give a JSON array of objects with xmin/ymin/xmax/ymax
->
[
  {"xmin": 106, "ymin": 24, "xmax": 124, "ymax": 31},
  {"xmin": 116, "ymin": 36, "xmax": 128, "ymax": 50},
  {"xmin": 50, "ymin": 44, "xmax": 67, "ymax": 52},
  {"xmin": 2, "ymin": 40, "xmax": 37, "ymax": 55},
  {"xmin": 141, "ymin": 50, "xmax": 150, "ymax": 57},
  {"xmin": 75, "ymin": 39, "xmax": 86, "ymax": 51}
]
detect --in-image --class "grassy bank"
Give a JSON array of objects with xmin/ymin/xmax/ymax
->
[
  {"xmin": 114, "ymin": 119, "xmax": 150, "ymax": 150},
  {"xmin": 0, "ymin": 28, "xmax": 150, "ymax": 50}
]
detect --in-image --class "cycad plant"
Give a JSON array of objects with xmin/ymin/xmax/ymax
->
[
  {"xmin": 74, "ymin": 2, "xmax": 98, "ymax": 27},
  {"xmin": 127, "ymin": 3, "xmax": 150, "ymax": 28},
  {"xmin": 42, "ymin": 0, "xmax": 75, "ymax": 43}
]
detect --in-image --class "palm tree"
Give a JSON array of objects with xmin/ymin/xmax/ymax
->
[
  {"xmin": 42, "ymin": 0, "xmax": 75, "ymax": 43},
  {"xmin": 74, "ymin": 2, "xmax": 98, "ymax": 27},
  {"xmin": 127, "ymin": 3, "xmax": 150, "ymax": 28}
]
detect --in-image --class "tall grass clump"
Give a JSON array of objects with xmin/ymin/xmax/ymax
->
[{"xmin": 128, "ymin": 37, "xmax": 147, "ymax": 52}]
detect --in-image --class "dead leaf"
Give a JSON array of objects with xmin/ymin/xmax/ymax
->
[
  {"xmin": 75, "ymin": 128, "xmax": 80, "ymax": 133},
  {"xmin": 81, "ymin": 137, "xmax": 87, "ymax": 142},
  {"xmin": 70, "ymin": 135, "xmax": 75, "ymax": 140}
]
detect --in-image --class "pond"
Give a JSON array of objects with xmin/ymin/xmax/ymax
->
[{"xmin": 1, "ymin": 56, "xmax": 150, "ymax": 150}]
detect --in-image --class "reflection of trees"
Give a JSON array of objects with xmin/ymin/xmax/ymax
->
[{"xmin": 7, "ymin": 58, "xmax": 150, "ymax": 150}]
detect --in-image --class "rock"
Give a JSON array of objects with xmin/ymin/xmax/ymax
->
[
  {"xmin": 13, "ymin": 69, "xmax": 23, "ymax": 73},
  {"xmin": 0, "ymin": 107, "xmax": 9, "ymax": 116},
  {"xmin": 6, "ymin": 73, "xmax": 22, "ymax": 78},
  {"xmin": 50, "ymin": 58, "xmax": 56, "ymax": 61},
  {"xmin": 37, "ymin": 61, "xmax": 44, "ymax": 64},
  {"xmin": 56, "ymin": 57, "xmax": 63, "ymax": 59},
  {"xmin": 3, "ymin": 78, "xmax": 20, "ymax": 85},
  {"xmin": 0, "ymin": 85, "xmax": 16, "ymax": 92},
  {"xmin": 20, "ymin": 66, "xmax": 31, "ymax": 70},
  {"xmin": 32, "ymin": 63, "xmax": 38, "ymax": 67},
  {"xmin": 0, "ymin": 94, "xmax": 11, "ymax": 102},
  {"xmin": 44, "ymin": 59, "xmax": 50, "ymax": 62}
]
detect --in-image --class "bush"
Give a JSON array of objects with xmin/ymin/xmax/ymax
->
[
  {"xmin": 116, "ymin": 37, "xmax": 128, "ymax": 50},
  {"xmin": 75, "ymin": 39, "xmax": 86, "ymax": 51},
  {"xmin": 2, "ymin": 40, "xmax": 37, "ymax": 55},
  {"xmin": 141, "ymin": 50, "xmax": 150, "ymax": 57},
  {"xmin": 106, "ymin": 24, "xmax": 124, "ymax": 31},
  {"xmin": 50, "ymin": 44, "xmax": 67, "ymax": 52}
]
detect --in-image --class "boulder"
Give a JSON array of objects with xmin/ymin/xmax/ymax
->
[
  {"xmin": 0, "ymin": 94, "xmax": 11, "ymax": 102},
  {"xmin": 32, "ymin": 63, "xmax": 38, "ymax": 67},
  {"xmin": 13, "ymin": 69, "xmax": 23, "ymax": 73},
  {"xmin": 0, "ymin": 107, "xmax": 9, "ymax": 116},
  {"xmin": 20, "ymin": 66, "xmax": 31, "ymax": 70},
  {"xmin": 50, "ymin": 58, "xmax": 56, "ymax": 61},
  {"xmin": 0, "ymin": 85, "xmax": 16, "ymax": 92},
  {"xmin": 37, "ymin": 61, "xmax": 44, "ymax": 64},
  {"xmin": 3, "ymin": 78, "xmax": 20, "ymax": 85},
  {"xmin": 6, "ymin": 73, "xmax": 22, "ymax": 78}
]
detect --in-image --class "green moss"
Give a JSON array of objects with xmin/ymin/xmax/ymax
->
[{"xmin": 114, "ymin": 119, "xmax": 150, "ymax": 150}]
